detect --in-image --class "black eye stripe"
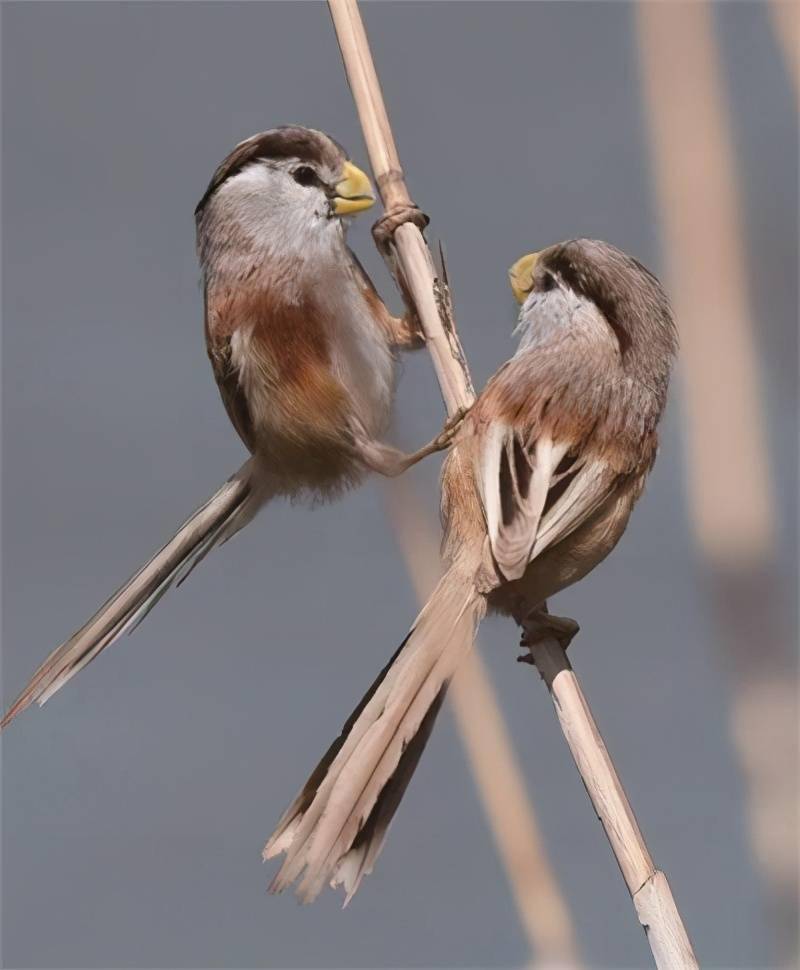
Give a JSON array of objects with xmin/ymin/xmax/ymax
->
[
  {"xmin": 292, "ymin": 165, "xmax": 323, "ymax": 188},
  {"xmin": 195, "ymin": 127, "xmax": 345, "ymax": 217},
  {"xmin": 545, "ymin": 246, "xmax": 633, "ymax": 353},
  {"xmin": 540, "ymin": 271, "xmax": 557, "ymax": 291}
]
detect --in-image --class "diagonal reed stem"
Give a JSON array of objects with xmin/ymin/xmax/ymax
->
[
  {"xmin": 385, "ymin": 478, "xmax": 581, "ymax": 968},
  {"xmin": 327, "ymin": 0, "xmax": 698, "ymax": 965}
]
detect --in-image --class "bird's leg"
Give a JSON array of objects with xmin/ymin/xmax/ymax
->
[
  {"xmin": 517, "ymin": 603, "xmax": 580, "ymax": 663},
  {"xmin": 354, "ymin": 408, "xmax": 468, "ymax": 478},
  {"xmin": 387, "ymin": 310, "xmax": 426, "ymax": 351},
  {"xmin": 372, "ymin": 205, "xmax": 430, "ymax": 351}
]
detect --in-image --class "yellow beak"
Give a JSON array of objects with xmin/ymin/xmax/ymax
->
[
  {"xmin": 332, "ymin": 161, "xmax": 375, "ymax": 216},
  {"xmin": 508, "ymin": 251, "xmax": 541, "ymax": 304}
]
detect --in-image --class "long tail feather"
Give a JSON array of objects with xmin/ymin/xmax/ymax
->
[
  {"xmin": 2, "ymin": 461, "xmax": 259, "ymax": 729},
  {"xmin": 264, "ymin": 565, "xmax": 484, "ymax": 902}
]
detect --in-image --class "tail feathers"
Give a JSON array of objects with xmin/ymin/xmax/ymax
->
[
  {"xmin": 331, "ymin": 688, "xmax": 445, "ymax": 902},
  {"xmin": 2, "ymin": 462, "xmax": 257, "ymax": 730},
  {"xmin": 264, "ymin": 567, "xmax": 483, "ymax": 903}
]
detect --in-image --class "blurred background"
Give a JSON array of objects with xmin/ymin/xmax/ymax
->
[{"xmin": 2, "ymin": 2, "xmax": 796, "ymax": 967}]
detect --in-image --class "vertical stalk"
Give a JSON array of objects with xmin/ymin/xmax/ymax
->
[
  {"xmin": 386, "ymin": 479, "xmax": 581, "ymax": 968},
  {"xmin": 327, "ymin": 1, "xmax": 698, "ymax": 964}
]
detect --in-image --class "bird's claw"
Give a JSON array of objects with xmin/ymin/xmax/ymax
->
[
  {"xmin": 434, "ymin": 406, "xmax": 470, "ymax": 450},
  {"xmin": 396, "ymin": 309, "xmax": 427, "ymax": 349},
  {"xmin": 372, "ymin": 204, "xmax": 430, "ymax": 251},
  {"xmin": 519, "ymin": 612, "xmax": 580, "ymax": 655}
]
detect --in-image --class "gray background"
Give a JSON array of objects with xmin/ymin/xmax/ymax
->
[{"xmin": 2, "ymin": 2, "xmax": 796, "ymax": 968}]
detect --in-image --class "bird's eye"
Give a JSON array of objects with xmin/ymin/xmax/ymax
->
[
  {"xmin": 292, "ymin": 166, "xmax": 320, "ymax": 187},
  {"xmin": 540, "ymin": 271, "xmax": 557, "ymax": 292}
]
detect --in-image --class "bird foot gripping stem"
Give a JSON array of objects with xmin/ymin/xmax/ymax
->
[
  {"xmin": 517, "ymin": 610, "xmax": 580, "ymax": 664},
  {"xmin": 371, "ymin": 203, "xmax": 430, "ymax": 253}
]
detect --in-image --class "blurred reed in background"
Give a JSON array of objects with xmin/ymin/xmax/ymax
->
[
  {"xmin": 380, "ymin": 6, "xmax": 798, "ymax": 964},
  {"xmin": 770, "ymin": 1, "xmax": 799, "ymax": 99},
  {"xmin": 637, "ymin": 3, "xmax": 798, "ymax": 964},
  {"xmin": 385, "ymin": 477, "xmax": 582, "ymax": 970}
]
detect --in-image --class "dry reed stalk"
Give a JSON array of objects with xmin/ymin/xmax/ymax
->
[
  {"xmin": 327, "ymin": 0, "xmax": 473, "ymax": 416},
  {"xmin": 327, "ymin": 0, "xmax": 698, "ymax": 964},
  {"xmin": 385, "ymin": 478, "xmax": 582, "ymax": 969},
  {"xmin": 770, "ymin": 1, "xmax": 800, "ymax": 97},
  {"xmin": 637, "ymin": 4, "xmax": 799, "ymax": 961},
  {"xmin": 637, "ymin": 1, "xmax": 772, "ymax": 565}
]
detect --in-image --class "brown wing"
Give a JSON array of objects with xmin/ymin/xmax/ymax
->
[
  {"xmin": 203, "ymin": 293, "xmax": 255, "ymax": 453},
  {"xmin": 478, "ymin": 419, "xmax": 624, "ymax": 581},
  {"xmin": 472, "ymin": 348, "xmax": 628, "ymax": 581},
  {"xmin": 346, "ymin": 248, "xmax": 402, "ymax": 343}
]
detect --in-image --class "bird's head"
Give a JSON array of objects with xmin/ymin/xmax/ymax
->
[
  {"xmin": 195, "ymin": 126, "xmax": 375, "ymax": 262},
  {"xmin": 508, "ymin": 239, "xmax": 677, "ymax": 387}
]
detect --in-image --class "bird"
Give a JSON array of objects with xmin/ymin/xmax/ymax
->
[
  {"xmin": 2, "ymin": 125, "xmax": 461, "ymax": 730},
  {"xmin": 264, "ymin": 237, "xmax": 677, "ymax": 903}
]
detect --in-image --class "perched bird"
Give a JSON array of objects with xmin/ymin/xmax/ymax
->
[
  {"xmin": 2, "ymin": 126, "xmax": 458, "ymax": 729},
  {"xmin": 265, "ymin": 238, "xmax": 677, "ymax": 902}
]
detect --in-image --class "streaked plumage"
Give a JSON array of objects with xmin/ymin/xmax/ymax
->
[
  {"xmin": 2, "ymin": 126, "xmax": 453, "ymax": 729},
  {"xmin": 265, "ymin": 238, "xmax": 677, "ymax": 901}
]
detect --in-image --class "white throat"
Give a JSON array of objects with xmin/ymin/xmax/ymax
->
[{"xmin": 199, "ymin": 162, "xmax": 349, "ymax": 303}]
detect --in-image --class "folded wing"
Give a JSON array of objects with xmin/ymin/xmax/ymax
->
[{"xmin": 477, "ymin": 421, "xmax": 622, "ymax": 581}]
